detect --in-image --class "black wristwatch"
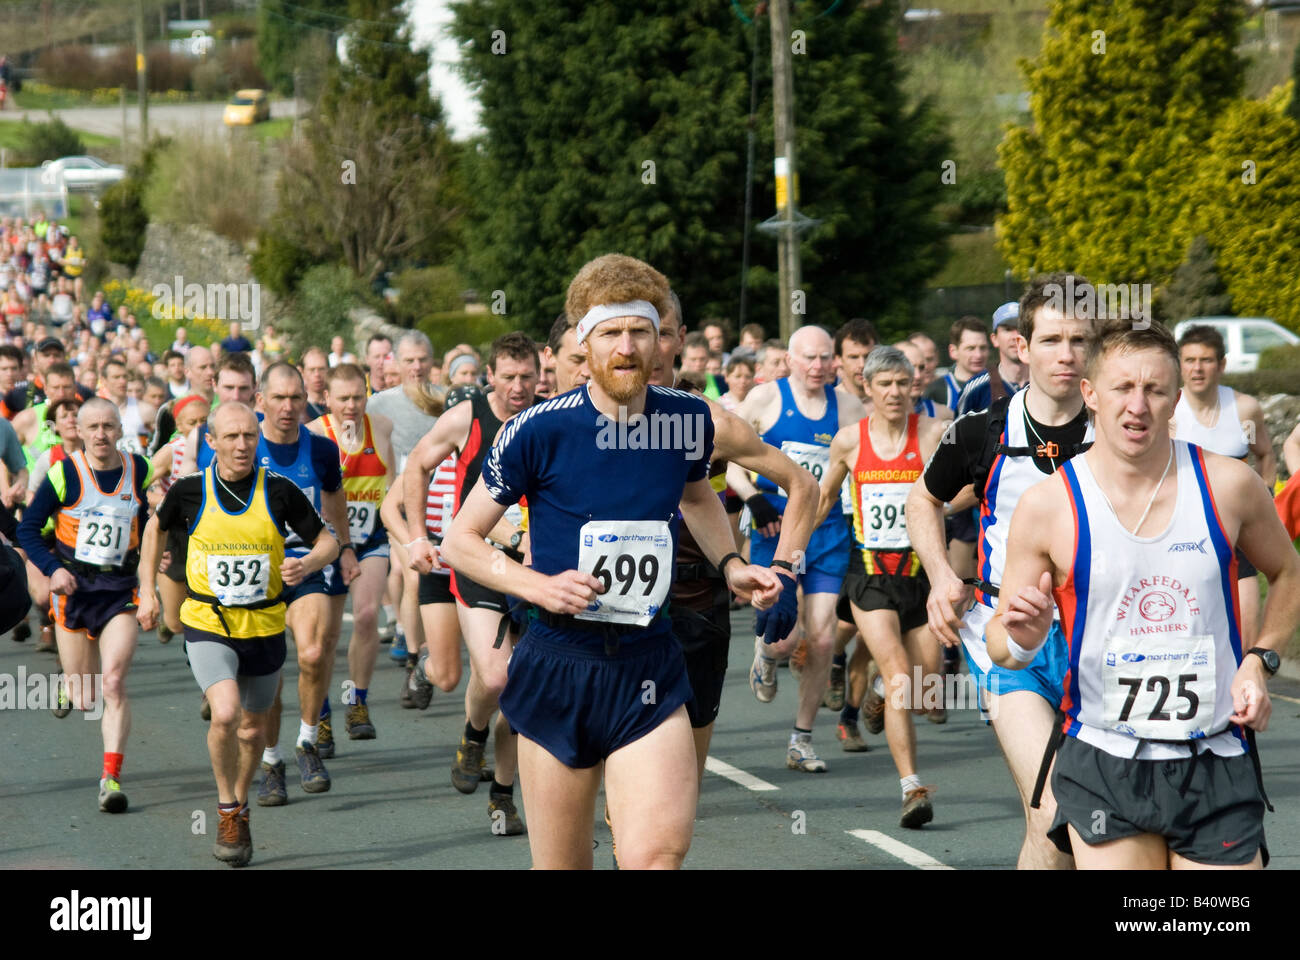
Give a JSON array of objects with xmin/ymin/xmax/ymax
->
[
  {"xmin": 509, "ymin": 530, "xmax": 524, "ymax": 550},
  {"xmin": 341, "ymin": 544, "xmax": 356, "ymax": 555},
  {"xmin": 1245, "ymin": 647, "xmax": 1280, "ymax": 677}
]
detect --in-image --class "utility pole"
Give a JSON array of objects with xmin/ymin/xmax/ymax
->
[
  {"xmin": 768, "ymin": 0, "xmax": 801, "ymax": 342},
  {"xmin": 136, "ymin": 0, "xmax": 148, "ymax": 147}
]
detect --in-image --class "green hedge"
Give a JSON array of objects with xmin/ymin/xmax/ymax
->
[
  {"xmin": 1221, "ymin": 370, "xmax": 1300, "ymax": 396},
  {"xmin": 1258, "ymin": 344, "xmax": 1300, "ymax": 371},
  {"xmin": 416, "ymin": 311, "xmax": 521, "ymax": 357}
]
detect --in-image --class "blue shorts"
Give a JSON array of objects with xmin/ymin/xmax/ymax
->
[
  {"xmin": 279, "ymin": 555, "xmax": 348, "ymax": 605},
  {"xmin": 750, "ymin": 516, "xmax": 849, "ymax": 596},
  {"xmin": 500, "ymin": 622, "xmax": 692, "ymax": 769},
  {"xmin": 962, "ymin": 619, "xmax": 1068, "ymax": 721},
  {"xmin": 357, "ymin": 540, "xmax": 390, "ymax": 563}
]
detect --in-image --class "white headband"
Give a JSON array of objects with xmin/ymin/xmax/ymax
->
[{"xmin": 575, "ymin": 300, "xmax": 660, "ymax": 344}]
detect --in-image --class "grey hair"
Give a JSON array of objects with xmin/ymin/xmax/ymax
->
[
  {"xmin": 861, "ymin": 345, "xmax": 914, "ymax": 385},
  {"xmin": 396, "ymin": 330, "xmax": 433, "ymax": 357}
]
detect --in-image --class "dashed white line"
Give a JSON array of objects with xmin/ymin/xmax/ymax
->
[
  {"xmin": 1272, "ymin": 692, "xmax": 1300, "ymax": 706},
  {"xmin": 846, "ymin": 829, "xmax": 954, "ymax": 870},
  {"xmin": 705, "ymin": 756, "xmax": 779, "ymax": 792}
]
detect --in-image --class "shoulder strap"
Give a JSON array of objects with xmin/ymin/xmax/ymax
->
[
  {"xmin": 987, "ymin": 364, "xmax": 1007, "ymax": 403},
  {"xmin": 972, "ymin": 396, "xmax": 1013, "ymax": 504}
]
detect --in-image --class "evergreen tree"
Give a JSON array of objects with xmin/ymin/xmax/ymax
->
[
  {"xmin": 1288, "ymin": 39, "xmax": 1300, "ymax": 123},
  {"xmin": 1191, "ymin": 82, "xmax": 1300, "ymax": 333},
  {"xmin": 998, "ymin": 0, "xmax": 1244, "ymax": 284},
  {"xmin": 256, "ymin": 0, "xmax": 351, "ymax": 95},
  {"xmin": 450, "ymin": 0, "xmax": 950, "ymax": 335},
  {"xmin": 271, "ymin": 0, "xmax": 463, "ymax": 285},
  {"xmin": 1159, "ymin": 235, "xmax": 1233, "ymax": 322}
]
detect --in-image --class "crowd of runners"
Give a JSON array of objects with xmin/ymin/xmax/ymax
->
[{"xmin": 1, "ymin": 220, "xmax": 1299, "ymax": 869}]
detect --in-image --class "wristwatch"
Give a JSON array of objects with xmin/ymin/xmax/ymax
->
[
  {"xmin": 509, "ymin": 530, "xmax": 524, "ymax": 551},
  {"xmin": 1245, "ymin": 647, "xmax": 1279, "ymax": 677}
]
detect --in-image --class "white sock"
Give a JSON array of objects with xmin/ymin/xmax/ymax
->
[
  {"xmin": 383, "ymin": 603, "xmax": 396, "ymax": 623},
  {"xmin": 298, "ymin": 721, "xmax": 318, "ymax": 748},
  {"xmin": 873, "ymin": 673, "xmax": 886, "ymax": 698},
  {"xmin": 900, "ymin": 774, "xmax": 922, "ymax": 799},
  {"xmin": 262, "ymin": 744, "xmax": 282, "ymax": 765}
]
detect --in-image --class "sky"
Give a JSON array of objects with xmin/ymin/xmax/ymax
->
[{"xmin": 406, "ymin": 0, "xmax": 482, "ymax": 139}]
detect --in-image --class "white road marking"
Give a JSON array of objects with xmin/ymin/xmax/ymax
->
[
  {"xmin": 846, "ymin": 829, "xmax": 954, "ymax": 870},
  {"xmin": 705, "ymin": 756, "xmax": 779, "ymax": 792}
]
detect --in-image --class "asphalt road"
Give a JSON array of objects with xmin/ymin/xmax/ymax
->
[
  {"xmin": 2, "ymin": 604, "xmax": 1298, "ymax": 870},
  {"xmin": 0, "ymin": 99, "xmax": 301, "ymax": 140}
]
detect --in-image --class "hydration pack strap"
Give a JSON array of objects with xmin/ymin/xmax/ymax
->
[{"xmin": 1030, "ymin": 709, "xmax": 1068, "ymax": 810}]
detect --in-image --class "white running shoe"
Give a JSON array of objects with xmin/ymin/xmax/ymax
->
[{"xmin": 750, "ymin": 638, "xmax": 778, "ymax": 703}]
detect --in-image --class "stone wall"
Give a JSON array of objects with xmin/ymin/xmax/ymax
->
[
  {"xmin": 130, "ymin": 221, "xmax": 289, "ymax": 329},
  {"xmin": 1261, "ymin": 393, "xmax": 1300, "ymax": 479}
]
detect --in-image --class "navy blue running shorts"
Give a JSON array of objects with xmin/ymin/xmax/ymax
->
[{"xmin": 500, "ymin": 621, "xmax": 692, "ymax": 768}]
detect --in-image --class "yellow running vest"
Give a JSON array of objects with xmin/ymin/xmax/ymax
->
[{"xmin": 181, "ymin": 466, "xmax": 286, "ymax": 638}]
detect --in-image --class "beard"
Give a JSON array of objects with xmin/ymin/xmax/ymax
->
[{"xmin": 590, "ymin": 350, "xmax": 652, "ymax": 404}]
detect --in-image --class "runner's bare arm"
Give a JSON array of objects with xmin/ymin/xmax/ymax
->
[
  {"xmin": 149, "ymin": 442, "xmax": 173, "ymax": 485},
  {"xmin": 713, "ymin": 404, "xmax": 816, "ymax": 567},
  {"xmin": 378, "ymin": 482, "xmax": 408, "ymax": 545},
  {"xmin": 178, "ymin": 425, "xmax": 200, "ymax": 476},
  {"xmin": 442, "ymin": 478, "xmax": 599, "ymax": 615},
  {"xmin": 1209, "ymin": 454, "xmax": 1295, "ymax": 731},
  {"xmin": 283, "ymin": 527, "xmax": 341, "ymax": 586},
  {"xmin": 136, "ymin": 514, "xmax": 165, "ymax": 630},
  {"xmin": 1284, "ymin": 422, "xmax": 1300, "ymax": 477},
  {"xmin": 812, "ymin": 423, "xmax": 854, "ymax": 529},
  {"xmin": 1236, "ymin": 393, "xmax": 1276, "ymax": 489},
  {"xmin": 906, "ymin": 470, "xmax": 970, "ymax": 647},
  {"xmin": 373, "ymin": 416, "xmax": 396, "ymax": 489},
  {"xmin": 986, "ymin": 480, "xmax": 1062, "ymax": 669},
  {"xmin": 401, "ymin": 403, "xmax": 469, "ymax": 550},
  {"xmin": 680, "ymin": 474, "xmax": 782, "ymax": 608}
]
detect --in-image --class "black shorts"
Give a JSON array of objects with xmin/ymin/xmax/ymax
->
[
  {"xmin": 1048, "ymin": 735, "xmax": 1269, "ymax": 867},
  {"xmin": 183, "ymin": 626, "xmax": 287, "ymax": 678},
  {"xmin": 452, "ymin": 569, "xmax": 508, "ymax": 613},
  {"xmin": 946, "ymin": 508, "xmax": 978, "ymax": 544},
  {"xmin": 51, "ymin": 581, "xmax": 139, "ymax": 640},
  {"xmin": 1236, "ymin": 547, "xmax": 1257, "ymax": 580},
  {"xmin": 837, "ymin": 553, "xmax": 929, "ymax": 634},
  {"xmin": 418, "ymin": 571, "xmax": 454, "ymax": 606},
  {"xmin": 671, "ymin": 585, "xmax": 732, "ymax": 730}
]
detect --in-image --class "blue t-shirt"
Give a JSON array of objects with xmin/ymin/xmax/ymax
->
[
  {"xmin": 483, "ymin": 384, "xmax": 714, "ymax": 640},
  {"xmin": 955, "ymin": 370, "xmax": 1026, "ymax": 416}
]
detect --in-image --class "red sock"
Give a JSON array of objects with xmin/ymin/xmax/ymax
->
[{"xmin": 103, "ymin": 752, "xmax": 124, "ymax": 781}]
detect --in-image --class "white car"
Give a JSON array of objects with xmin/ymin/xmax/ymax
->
[
  {"xmin": 39, "ymin": 156, "xmax": 126, "ymax": 192},
  {"xmin": 1172, "ymin": 317, "xmax": 1299, "ymax": 373}
]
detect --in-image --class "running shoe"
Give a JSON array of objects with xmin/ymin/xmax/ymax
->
[
  {"xmin": 200, "ymin": 695, "xmax": 211, "ymax": 721},
  {"xmin": 51, "ymin": 680, "xmax": 72, "ymax": 718},
  {"xmin": 488, "ymin": 794, "xmax": 525, "ymax": 836},
  {"xmin": 451, "ymin": 734, "xmax": 486, "ymax": 794},
  {"xmin": 786, "ymin": 738, "xmax": 828, "ymax": 773},
  {"xmin": 750, "ymin": 638, "xmax": 777, "ymax": 703},
  {"xmin": 378, "ymin": 619, "xmax": 396, "ymax": 643},
  {"xmin": 398, "ymin": 663, "xmax": 416, "ymax": 709},
  {"xmin": 12, "ymin": 620, "xmax": 30, "ymax": 643},
  {"xmin": 900, "ymin": 786, "xmax": 934, "ymax": 829},
  {"xmin": 836, "ymin": 719, "xmax": 869, "ymax": 752},
  {"xmin": 823, "ymin": 661, "xmax": 846, "ymax": 710},
  {"xmin": 98, "ymin": 777, "xmax": 128, "ymax": 813},
  {"xmin": 927, "ymin": 706, "xmax": 948, "ymax": 724},
  {"xmin": 389, "ymin": 634, "xmax": 408, "ymax": 662},
  {"xmin": 257, "ymin": 760, "xmax": 287, "ymax": 806},
  {"xmin": 790, "ymin": 636, "xmax": 807, "ymax": 680},
  {"xmin": 317, "ymin": 712, "xmax": 335, "ymax": 759},
  {"xmin": 158, "ymin": 623, "xmax": 173, "ymax": 645},
  {"xmin": 213, "ymin": 807, "xmax": 252, "ymax": 866},
  {"xmin": 346, "ymin": 703, "xmax": 376, "ymax": 740},
  {"xmin": 409, "ymin": 653, "xmax": 434, "ymax": 710},
  {"xmin": 295, "ymin": 742, "xmax": 331, "ymax": 793},
  {"xmin": 863, "ymin": 663, "xmax": 885, "ymax": 735}
]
